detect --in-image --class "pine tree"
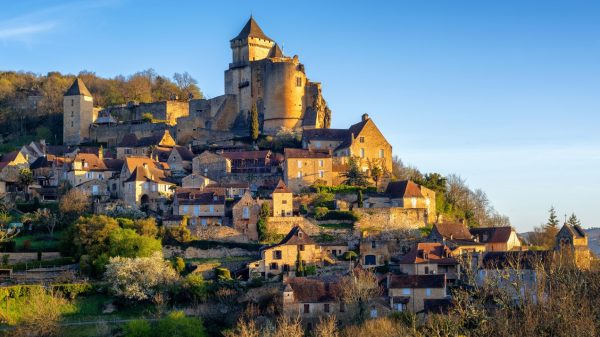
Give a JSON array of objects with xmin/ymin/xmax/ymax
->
[
  {"xmin": 250, "ymin": 104, "xmax": 259, "ymax": 142},
  {"xmin": 341, "ymin": 157, "xmax": 369, "ymax": 187},
  {"xmin": 543, "ymin": 206, "xmax": 560, "ymax": 248},
  {"xmin": 295, "ymin": 249, "xmax": 305, "ymax": 277},
  {"xmin": 567, "ymin": 213, "xmax": 581, "ymax": 227}
]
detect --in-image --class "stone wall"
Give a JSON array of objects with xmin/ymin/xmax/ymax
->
[
  {"xmin": 266, "ymin": 216, "xmax": 321, "ymax": 236},
  {"xmin": 188, "ymin": 225, "xmax": 248, "ymax": 243},
  {"xmin": 90, "ymin": 122, "xmax": 174, "ymax": 147},
  {"xmin": 354, "ymin": 207, "xmax": 427, "ymax": 231},
  {"xmin": 163, "ymin": 245, "xmax": 259, "ymax": 259}
]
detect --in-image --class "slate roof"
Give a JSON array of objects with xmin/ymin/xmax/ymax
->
[
  {"xmin": 103, "ymin": 158, "xmax": 124, "ymax": 171},
  {"xmin": 398, "ymin": 242, "xmax": 457, "ymax": 265},
  {"xmin": 175, "ymin": 190, "xmax": 225, "ymax": 205},
  {"xmin": 284, "ymin": 148, "xmax": 331, "ymax": 159},
  {"xmin": 268, "ymin": 226, "xmax": 315, "ymax": 249},
  {"xmin": 119, "ymin": 131, "xmax": 173, "ymax": 148},
  {"xmin": 231, "ymin": 17, "xmax": 273, "ymax": 42},
  {"xmin": 385, "ymin": 180, "xmax": 424, "ymax": 199},
  {"xmin": 389, "ymin": 274, "xmax": 446, "ymax": 289},
  {"xmin": 470, "ymin": 227, "xmax": 515, "ymax": 244},
  {"xmin": 0, "ymin": 151, "xmax": 20, "ymax": 169},
  {"xmin": 561, "ymin": 223, "xmax": 587, "ymax": 238},
  {"xmin": 64, "ymin": 78, "xmax": 92, "ymax": 97},
  {"xmin": 174, "ymin": 146, "xmax": 195, "ymax": 161},
  {"xmin": 302, "ymin": 128, "xmax": 350, "ymax": 143},
  {"xmin": 268, "ymin": 43, "xmax": 283, "ymax": 58}
]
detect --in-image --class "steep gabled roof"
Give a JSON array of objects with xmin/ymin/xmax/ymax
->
[
  {"xmin": 72, "ymin": 153, "xmax": 107, "ymax": 171},
  {"xmin": 220, "ymin": 150, "xmax": 271, "ymax": 161},
  {"xmin": 470, "ymin": 227, "xmax": 515, "ymax": 244},
  {"xmin": 272, "ymin": 179, "xmax": 291, "ymax": 194},
  {"xmin": 272, "ymin": 226, "xmax": 315, "ymax": 248},
  {"xmin": 398, "ymin": 242, "xmax": 457, "ymax": 265},
  {"xmin": 560, "ymin": 223, "xmax": 587, "ymax": 239},
  {"xmin": 268, "ymin": 43, "xmax": 283, "ymax": 58},
  {"xmin": 431, "ymin": 222, "xmax": 473, "ymax": 241},
  {"xmin": 385, "ymin": 180, "xmax": 424, "ymax": 199},
  {"xmin": 173, "ymin": 146, "xmax": 195, "ymax": 161},
  {"xmin": 124, "ymin": 165, "xmax": 173, "ymax": 185},
  {"xmin": 231, "ymin": 17, "xmax": 273, "ymax": 42},
  {"xmin": 65, "ymin": 78, "xmax": 92, "ymax": 97}
]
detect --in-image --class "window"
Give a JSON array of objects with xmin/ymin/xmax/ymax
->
[
  {"xmin": 71, "ymin": 111, "xmax": 74, "ymax": 117},
  {"xmin": 426, "ymin": 288, "xmax": 432, "ymax": 297},
  {"xmin": 296, "ymin": 77, "xmax": 302, "ymax": 87},
  {"xmin": 394, "ymin": 303, "xmax": 405, "ymax": 312},
  {"xmin": 315, "ymin": 141, "xmax": 321, "ymax": 149},
  {"xmin": 370, "ymin": 309, "xmax": 378, "ymax": 318},
  {"xmin": 424, "ymin": 266, "xmax": 430, "ymax": 275},
  {"xmin": 151, "ymin": 184, "xmax": 156, "ymax": 192},
  {"xmin": 297, "ymin": 171, "xmax": 302, "ymax": 178},
  {"xmin": 297, "ymin": 160, "xmax": 302, "ymax": 168},
  {"xmin": 183, "ymin": 205, "xmax": 189, "ymax": 214},
  {"xmin": 371, "ymin": 241, "xmax": 377, "ymax": 248},
  {"xmin": 299, "ymin": 245, "xmax": 305, "ymax": 251},
  {"xmin": 303, "ymin": 304, "xmax": 310, "ymax": 314},
  {"xmin": 319, "ymin": 170, "xmax": 324, "ymax": 178},
  {"xmin": 360, "ymin": 148, "xmax": 365, "ymax": 158},
  {"xmin": 319, "ymin": 160, "xmax": 324, "ymax": 167},
  {"xmin": 282, "ymin": 200, "xmax": 287, "ymax": 204},
  {"xmin": 92, "ymin": 185, "xmax": 98, "ymax": 195},
  {"xmin": 71, "ymin": 121, "xmax": 73, "ymax": 127},
  {"xmin": 201, "ymin": 218, "xmax": 207, "ymax": 226},
  {"xmin": 273, "ymin": 250, "xmax": 282, "ymax": 260},
  {"xmin": 401, "ymin": 288, "xmax": 411, "ymax": 295},
  {"xmin": 209, "ymin": 205, "xmax": 214, "ymax": 214},
  {"xmin": 359, "ymin": 136, "xmax": 365, "ymax": 143},
  {"xmin": 379, "ymin": 149, "xmax": 384, "ymax": 158},
  {"xmin": 270, "ymin": 262, "xmax": 278, "ymax": 270},
  {"xmin": 243, "ymin": 207, "xmax": 249, "ymax": 219},
  {"xmin": 340, "ymin": 302, "xmax": 346, "ymax": 312},
  {"xmin": 324, "ymin": 303, "xmax": 330, "ymax": 313},
  {"xmin": 411, "ymin": 197, "xmax": 417, "ymax": 208},
  {"xmin": 71, "ymin": 99, "xmax": 74, "ymax": 106}
]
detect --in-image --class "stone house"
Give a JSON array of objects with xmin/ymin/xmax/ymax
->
[
  {"xmin": 272, "ymin": 180, "xmax": 293, "ymax": 217},
  {"xmin": 398, "ymin": 242, "xmax": 460, "ymax": 283},
  {"xmin": 248, "ymin": 226, "xmax": 332, "ymax": 279},
  {"xmin": 428, "ymin": 222, "xmax": 487, "ymax": 254},
  {"xmin": 387, "ymin": 274, "xmax": 448, "ymax": 313},
  {"xmin": 116, "ymin": 130, "xmax": 176, "ymax": 159},
  {"xmin": 321, "ymin": 243, "xmax": 350, "ymax": 259},
  {"xmin": 382, "ymin": 180, "xmax": 436, "ymax": 223},
  {"xmin": 173, "ymin": 189, "xmax": 226, "ymax": 227},
  {"xmin": 0, "ymin": 151, "xmax": 29, "ymax": 190},
  {"xmin": 232, "ymin": 191, "xmax": 260, "ymax": 241},
  {"xmin": 181, "ymin": 173, "xmax": 214, "ymax": 189},
  {"xmin": 192, "ymin": 151, "xmax": 231, "ymax": 181},
  {"xmin": 166, "ymin": 146, "xmax": 194, "ymax": 175},
  {"xmin": 282, "ymin": 277, "xmax": 345, "ymax": 328},
  {"xmin": 283, "ymin": 148, "xmax": 333, "ymax": 193},
  {"xmin": 555, "ymin": 223, "xmax": 591, "ymax": 269},
  {"xmin": 220, "ymin": 150, "xmax": 274, "ymax": 174},
  {"xmin": 123, "ymin": 164, "xmax": 175, "ymax": 211},
  {"xmin": 469, "ymin": 227, "xmax": 523, "ymax": 252},
  {"xmin": 302, "ymin": 114, "xmax": 392, "ymax": 174},
  {"xmin": 29, "ymin": 154, "xmax": 70, "ymax": 200},
  {"xmin": 67, "ymin": 152, "xmax": 122, "ymax": 199}
]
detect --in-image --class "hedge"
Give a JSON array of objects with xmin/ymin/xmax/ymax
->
[
  {"xmin": 315, "ymin": 210, "xmax": 359, "ymax": 222},
  {"xmin": 0, "ymin": 282, "xmax": 92, "ymax": 301}
]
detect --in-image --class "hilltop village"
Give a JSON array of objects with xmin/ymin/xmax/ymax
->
[{"xmin": 0, "ymin": 18, "xmax": 596, "ymax": 336}]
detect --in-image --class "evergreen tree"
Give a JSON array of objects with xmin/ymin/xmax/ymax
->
[
  {"xmin": 567, "ymin": 213, "xmax": 581, "ymax": 227},
  {"xmin": 543, "ymin": 206, "xmax": 560, "ymax": 248},
  {"xmin": 295, "ymin": 249, "xmax": 305, "ymax": 277},
  {"xmin": 341, "ymin": 157, "xmax": 369, "ymax": 187},
  {"xmin": 357, "ymin": 189, "xmax": 364, "ymax": 208},
  {"xmin": 250, "ymin": 104, "xmax": 259, "ymax": 142}
]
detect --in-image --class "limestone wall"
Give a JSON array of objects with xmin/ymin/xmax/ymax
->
[
  {"xmin": 354, "ymin": 207, "xmax": 427, "ymax": 231},
  {"xmin": 266, "ymin": 216, "xmax": 321, "ymax": 236},
  {"xmin": 188, "ymin": 225, "xmax": 249, "ymax": 243},
  {"xmin": 90, "ymin": 122, "xmax": 174, "ymax": 147}
]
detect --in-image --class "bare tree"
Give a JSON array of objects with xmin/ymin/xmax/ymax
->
[{"xmin": 338, "ymin": 269, "xmax": 382, "ymax": 321}]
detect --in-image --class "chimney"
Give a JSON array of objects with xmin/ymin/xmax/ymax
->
[
  {"xmin": 361, "ymin": 113, "xmax": 370, "ymax": 122},
  {"xmin": 143, "ymin": 163, "xmax": 148, "ymax": 169},
  {"xmin": 98, "ymin": 146, "xmax": 103, "ymax": 160}
]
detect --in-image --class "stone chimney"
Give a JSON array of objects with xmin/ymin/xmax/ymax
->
[
  {"xmin": 98, "ymin": 146, "xmax": 103, "ymax": 160},
  {"xmin": 361, "ymin": 113, "xmax": 370, "ymax": 122}
]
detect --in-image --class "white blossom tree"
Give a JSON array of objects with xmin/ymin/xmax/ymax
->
[{"xmin": 104, "ymin": 252, "xmax": 179, "ymax": 302}]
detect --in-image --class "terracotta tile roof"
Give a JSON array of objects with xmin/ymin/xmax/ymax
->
[
  {"xmin": 398, "ymin": 243, "xmax": 457, "ymax": 265},
  {"xmin": 220, "ymin": 150, "xmax": 271, "ymax": 160},
  {"xmin": 73, "ymin": 153, "xmax": 107, "ymax": 171},
  {"xmin": 389, "ymin": 274, "xmax": 446, "ymax": 289},
  {"xmin": 284, "ymin": 148, "xmax": 331, "ymax": 159},
  {"xmin": 272, "ymin": 179, "xmax": 291, "ymax": 194},
  {"xmin": 123, "ymin": 156, "xmax": 168, "ymax": 174},
  {"xmin": 385, "ymin": 180, "xmax": 424, "ymax": 199},
  {"xmin": 431, "ymin": 223, "xmax": 473, "ymax": 241},
  {"xmin": 231, "ymin": 17, "xmax": 273, "ymax": 42},
  {"xmin": 64, "ymin": 78, "xmax": 92, "ymax": 97},
  {"xmin": 286, "ymin": 277, "xmax": 341, "ymax": 303},
  {"xmin": 470, "ymin": 227, "xmax": 515, "ymax": 244}
]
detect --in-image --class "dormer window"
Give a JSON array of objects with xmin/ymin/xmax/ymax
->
[{"xmin": 298, "ymin": 231, "xmax": 303, "ymax": 238}]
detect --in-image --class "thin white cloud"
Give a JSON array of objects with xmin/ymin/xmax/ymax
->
[{"xmin": 0, "ymin": 22, "xmax": 55, "ymax": 40}]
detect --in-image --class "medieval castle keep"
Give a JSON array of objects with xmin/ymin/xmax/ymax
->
[{"xmin": 63, "ymin": 17, "xmax": 330, "ymax": 146}]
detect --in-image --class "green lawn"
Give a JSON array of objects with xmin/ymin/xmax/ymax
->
[{"xmin": 13, "ymin": 230, "xmax": 65, "ymax": 252}]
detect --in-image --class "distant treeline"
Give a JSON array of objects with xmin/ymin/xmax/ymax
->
[{"xmin": 0, "ymin": 69, "xmax": 203, "ymax": 147}]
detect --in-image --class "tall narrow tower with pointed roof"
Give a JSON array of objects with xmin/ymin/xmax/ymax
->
[{"xmin": 63, "ymin": 78, "xmax": 96, "ymax": 145}]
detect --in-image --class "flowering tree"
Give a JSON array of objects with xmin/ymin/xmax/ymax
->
[{"xmin": 104, "ymin": 252, "xmax": 179, "ymax": 302}]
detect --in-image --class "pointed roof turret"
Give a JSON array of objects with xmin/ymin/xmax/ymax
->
[
  {"xmin": 268, "ymin": 43, "xmax": 284, "ymax": 58},
  {"xmin": 64, "ymin": 78, "xmax": 92, "ymax": 97},
  {"xmin": 273, "ymin": 179, "xmax": 291, "ymax": 194},
  {"xmin": 231, "ymin": 16, "xmax": 273, "ymax": 42}
]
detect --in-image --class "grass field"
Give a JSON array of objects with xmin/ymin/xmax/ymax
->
[{"xmin": 13, "ymin": 230, "xmax": 65, "ymax": 252}]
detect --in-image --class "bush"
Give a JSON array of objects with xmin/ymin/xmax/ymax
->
[
  {"xmin": 184, "ymin": 274, "xmax": 209, "ymax": 301},
  {"xmin": 123, "ymin": 319, "xmax": 152, "ymax": 337},
  {"xmin": 311, "ymin": 192, "xmax": 336, "ymax": 210},
  {"xmin": 173, "ymin": 257, "xmax": 186, "ymax": 274},
  {"xmin": 342, "ymin": 251, "xmax": 358, "ymax": 261},
  {"xmin": 156, "ymin": 311, "xmax": 207, "ymax": 337},
  {"xmin": 315, "ymin": 210, "xmax": 359, "ymax": 222},
  {"xmin": 305, "ymin": 265, "xmax": 317, "ymax": 276},
  {"xmin": 314, "ymin": 207, "xmax": 329, "ymax": 219},
  {"xmin": 215, "ymin": 267, "xmax": 232, "ymax": 281},
  {"xmin": 50, "ymin": 283, "xmax": 93, "ymax": 299},
  {"xmin": 0, "ymin": 241, "xmax": 16, "ymax": 252}
]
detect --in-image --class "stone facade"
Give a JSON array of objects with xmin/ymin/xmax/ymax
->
[
  {"xmin": 192, "ymin": 151, "xmax": 231, "ymax": 181},
  {"xmin": 99, "ymin": 100, "xmax": 188, "ymax": 125},
  {"xmin": 63, "ymin": 79, "xmax": 97, "ymax": 146},
  {"xmin": 266, "ymin": 216, "xmax": 321, "ymax": 236},
  {"xmin": 354, "ymin": 207, "xmax": 428, "ymax": 232},
  {"xmin": 272, "ymin": 180, "xmax": 293, "ymax": 217},
  {"xmin": 232, "ymin": 191, "xmax": 261, "ymax": 241},
  {"xmin": 90, "ymin": 121, "xmax": 174, "ymax": 147},
  {"xmin": 283, "ymin": 148, "xmax": 333, "ymax": 193}
]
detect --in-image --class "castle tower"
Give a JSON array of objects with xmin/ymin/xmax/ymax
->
[
  {"xmin": 63, "ymin": 78, "xmax": 96, "ymax": 145},
  {"xmin": 225, "ymin": 17, "xmax": 275, "ymax": 117}
]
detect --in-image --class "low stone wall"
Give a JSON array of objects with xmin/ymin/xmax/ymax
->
[
  {"xmin": 189, "ymin": 225, "xmax": 248, "ymax": 243},
  {"xmin": 354, "ymin": 207, "xmax": 426, "ymax": 231},
  {"xmin": 163, "ymin": 246, "xmax": 259, "ymax": 259},
  {"xmin": 266, "ymin": 216, "xmax": 321, "ymax": 236},
  {"xmin": 1, "ymin": 252, "xmax": 61, "ymax": 264},
  {"xmin": 220, "ymin": 172, "xmax": 282, "ymax": 189}
]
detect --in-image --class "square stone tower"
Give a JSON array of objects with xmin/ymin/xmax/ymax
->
[{"xmin": 63, "ymin": 78, "xmax": 96, "ymax": 145}]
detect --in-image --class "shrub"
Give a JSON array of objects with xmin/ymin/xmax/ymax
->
[
  {"xmin": 156, "ymin": 311, "xmax": 207, "ymax": 337},
  {"xmin": 305, "ymin": 265, "xmax": 317, "ymax": 276},
  {"xmin": 123, "ymin": 319, "xmax": 152, "ymax": 337},
  {"xmin": 184, "ymin": 274, "xmax": 209, "ymax": 301},
  {"xmin": 173, "ymin": 257, "xmax": 186, "ymax": 274},
  {"xmin": 314, "ymin": 207, "xmax": 329, "ymax": 219},
  {"xmin": 50, "ymin": 283, "xmax": 93, "ymax": 299},
  {"xmin": 342, "ymin": 251, "xmax": 358, "ymax": 261},
  {"xmin": 215, "ymin": 267, "xmax": 232, "ymax": 281}
]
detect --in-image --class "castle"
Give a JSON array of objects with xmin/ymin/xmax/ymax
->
[{"xmin": 63, "ymin": 17, "xmax": 330, "ymax": 146}]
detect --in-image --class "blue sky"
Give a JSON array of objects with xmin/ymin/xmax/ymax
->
[{"xmin": 1, "ymin": 0, "xmax": 599, "ymax": 231}]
